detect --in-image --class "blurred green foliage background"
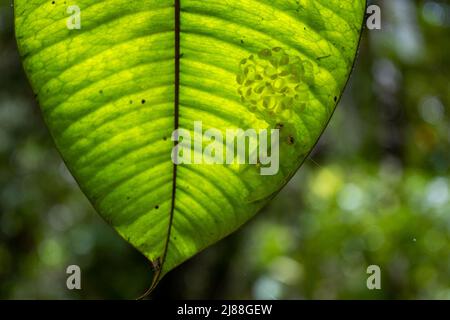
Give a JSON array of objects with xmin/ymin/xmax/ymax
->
[{"xmin": 0, "ymin": 0, "xmax": 449, "ymax": 299}]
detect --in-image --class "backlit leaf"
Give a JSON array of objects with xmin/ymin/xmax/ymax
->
[{"xmin": 15, "ymin": 0, "xmax": 366, "ymax": 290}]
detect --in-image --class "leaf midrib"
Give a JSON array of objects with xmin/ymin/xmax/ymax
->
[{"xmin": 149, "ymin": 0, "xmax": 181, "ymax": 292}]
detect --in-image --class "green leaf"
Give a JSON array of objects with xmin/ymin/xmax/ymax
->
[{"xmin": 15, "ymin": 0, "xmax": 366, "ymax": 290}]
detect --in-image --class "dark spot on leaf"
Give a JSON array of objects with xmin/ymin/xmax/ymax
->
[
  {"xmin": 287, "ymin": 136, "xmax": 295, "ymax": 145},
  {"xmin": 334, "ymin": 96, "xmax": 337, "ymax": 102},
  {"xmin": 317, "ymin": 54, "xmax": 331, "ymax": 60},
  {"xmin": 155, "ymin": 205, "xmax": 159, "ymax": 209},
  {"xmin": 141, "ymin": 99, "xmax": 146, "ymax": 104}
]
